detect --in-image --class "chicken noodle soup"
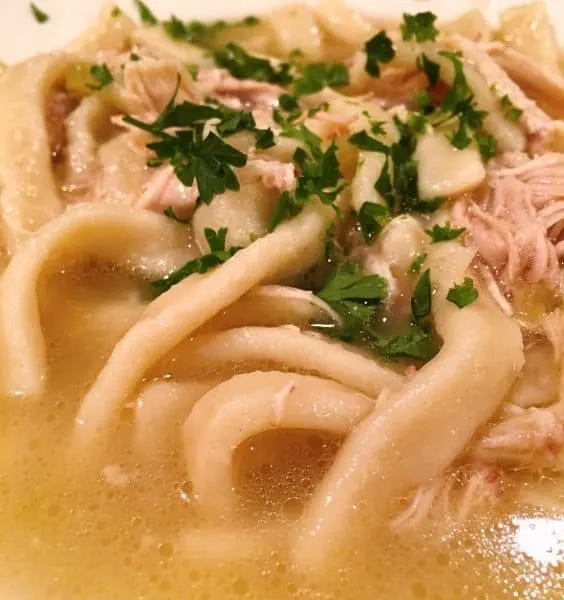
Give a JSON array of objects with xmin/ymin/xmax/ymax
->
[{"xmin": 0, "ymin": 0, "xmax": 563, "ymax": 598}]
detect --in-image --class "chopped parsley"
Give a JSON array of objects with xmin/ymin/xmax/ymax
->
[
  {"xmin": 134, "ymin": 0, "xmax": 158, "ymax": 25},
  {"xmin": 87, "ymin": 64, "xmax": 113, "ymax": 90},
  {"xmin": 476, "ymin": 133, "xmax": 497, "ymax": 161},
  {"xmin": 401, "ymin": 12, "xmax": 439, "ymax": 43},
  {"xmin": 371, "ymin": 323, "xmax": 439, "ymax": 361},
  {"xmin": 30, "ymin": 3, "xmax": 49, "ymax": 24},
  {"xmin": 348, "ymin": 130, "xmax": 389, "ymax": 154},
  {"xmin": 316, "ymin": 263, "xmax": 388, "ymax": 338},
  {"xmin": 111, "ymin": 6, "xmax": 122, "ymax": 17},
  {"xmin": 269, "ymin": 123, "xmax": 345, "ymax": 230},
  {"xmin": 123, "ymin": 79, "xmax": 248, "ymax": 205},
  {"xmin": 500, "ymin": 94, "xmax": 523, "ymax": 122},
  {"xmin": 364, "ymin": 31, "xmax": 396, "ymax": 78},
  {"xmin": 254, "ymin": 128, "xmax": 275, "ymax": 149},
  {"xmin": 293, "ymin": 62, "xmax": 349, "ymax": 96},
  {"xmin": 408, "ymin": 252, "xmax": 427, "ymax": 274},
  {"xmin": 416, "ymin": 53, "xmax": 440, "ymax": 86},
  {"xmin": 130, "ymin": 52, "xmax": 141, "ymax": 62},
  {"xmin": 152, "ymin": 228, "xmax": 240, "ymax": 294},
  {"xmin": 425, "ymin": 221, "xmax": 466, "ymax": 243},
  {"xmin": 358, "ymin": 202, "xmax": 391, "ymax": 244},
  {"xmin": 447, "ymin": 277, "xmax": 479, "ymax": 308},
  {"xmin": 413, "ymin": 89, "xmax": 434, "ymax": 114},
  {"xmin": 186, "ymin": 64, "xmax": 199, "ymax": 79},
  {"xmin": 214, "ymin": 43, "xmax": 292, "ymax": 84},
  {"xmin": 411, "ymin": 268, "xmax": 432, "ymax": 320}
]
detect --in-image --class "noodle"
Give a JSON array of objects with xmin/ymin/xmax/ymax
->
[{"xmin": 0, "ymin": 2, "xmax": 563, "ymax": 599}]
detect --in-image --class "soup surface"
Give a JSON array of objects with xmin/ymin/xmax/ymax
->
[{"xmin": 0, "ymin": 1, "xmax": 563, "ymax": 598}]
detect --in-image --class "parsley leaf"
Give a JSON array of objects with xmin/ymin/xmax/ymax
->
[
  {"xmin": 348, "ymin": 131, "xmax": 389, "ymax": 154},
  {"xmin": 408, "ymin": 252, "xmax": 427, "ymax": 274},
  {"xmin": 447, "ymin": 277, "xmax": 479, "ymax": 308},
  {"xmin": 255, "ymin": 128, "xmax": 275, "ymax": 149},
  {"xmin": 214, "ymin": 43, "xmax": 292, "ymax": 84},
  {"xmin": 371, "ymin": 323, "xmax": 439, "ymax": 361},
  {"xmin": 316, "ymin": 263, "xmax": 388, "ymax": 337},
  {"xmin": 87, "ymin": 64, "xmax": 113, "ymax": 90},
  {"xmin": 134, "ymin": 0, "xmax": 158, "ymax": 25},
  {"xmin": 293, "ymin": 63, "xmax": 349, "ymax": 96},
  {"xmin": 152, "ymin": 227, "xmax": 240, "ymax": 294},
  {"xmin": 500, "ymin": 94, "xmax": 523, "ymax": 122},
  {"xmin": 269, "ymin": 123, "xmax": 345, "ymax": 230},
  {"xmin": 364, "ymin": 31, "xmax": 396, "ymax": 78},
  {"xmin": 413, "ymin": 89, "xmax": 434, "ymax": 114},
  {"xmin": 401, "ymin": 12, "xmax": 439, "ymax": 43},
  {"xmin": 30, "ymin": 3, "xmax": 49, "ymax": 23},
  {"xmin": 416, "ymin": 53, "xmax": 440, "ymax": 86},
  {"xmin": 476, "ymin": 133, "xmax": 497, "ymax": 161},
  {"xmin": 425, "ymin": 221, "xmax": 465, "ymax": 243},
  {"xmin": 411, "ymin": 268, "xmax": 432, "ymax": 320},
  {"xmin": 358, "ymin": 202, "xmax": 391, "ymax": 244},
  {"xmin": 438, "ymin": 51, "xmax": 471, "ymax": 114},
  {"xmin": 375, "ymin": 157, "xmax": 395, "ymax": 211},
  {"xmin": 123, "ymin": 80, "xmax": 247, "ymax": 205},
  {"xmin": 29, "ymin": 2, "xmax": 49, "ymax": 23},
  {"xmin": 111, "ymin": 6, "xmax": 122, "ymax": 17}
]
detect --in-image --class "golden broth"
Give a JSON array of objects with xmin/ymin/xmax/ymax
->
[{"xmin": 0, "ymin": 267, "xmax": 562, "ymax": 600}]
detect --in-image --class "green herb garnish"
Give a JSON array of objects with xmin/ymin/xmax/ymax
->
[
  {"xmin": 401, "ymin": 12, "xmax": 439, "ymax": 42},
  {"xmin": 348, "ymin": 130, "xmax": 389, "ymax": 154},
  {"xmin": 416, "ymin": 53, "xmax": 440, "ymax": 86},
  {"xmin": 358, "ymin": 202, "xmax": 391, "ymax": 244},
  {"xmin": 123, "ymin": 80, "xmax": 247, "ymax": 205},
  {"xmin": 500, "ymin": 94, "xmax": 523, "ymax": 122},
  {"xmin": 214, "ymin": 43, "xmax": 292, "ymax": 84},
  {"xmin": 111, "ymin": 6, "xmax": 122, "ymax": 17},
  {"xmin": 425, "ymin": 221, "xmax": 466, "ymax": 243},
  {"xmin": 364, "ymin": 31, "xmax": 396, "ymax": 77},
  {"xmin": 152, "ymin": 228, "xmax": 240, "ymax": 294},
  {"xmin": 476, "ymin": 133, "xmax": 497, "ymax": 161},
  {"xmin": 447, "ymin": 277, "xmax": 479, "ymax": 308},
  {"xmin": 87, "ymin": 64, "xmax": 113, "ymax": 90},
  {"xmin": 293, "ymin": 62, "xmax": 349, "ymax": 96},
  {"xmin": 411, "ymin": 268, "xmax": 432, "ymax": 320},
  {"xmin": 30, "ymin": 3, "xmax": 49, "ymax": 23},
  {"xmin": 408, "ymin": 252, "xmax": 427, "ymax": 274},
  {"xmin": 134, "ymin": 0, "xmax": 158, "ymax": 25}
]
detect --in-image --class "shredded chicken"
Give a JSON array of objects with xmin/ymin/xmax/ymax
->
[
  {"xmin": 135, "ymin": 165, "xmax": 198, "ymax": 220},
  {"xmin": 45, "ymin": 88, "xmax": 78, "ymax": 162},
  {"xmin": 121, "ymin": 57, "xmax": 202, "ymax": 118},
  {"xmin": 449, "ymin": 35, "xmax": 555, "ymax": 152},
  {"xmin": 487, "ymin": 42, "xmax": 564, "ymax": 120},
  {"xmin": 197, "ymin": 68, "xmax": 283, "ymax": 111},
  {"xmin": 391, "ymin": 465, "xmax": 502, "ymax": 531},
  {"xmin": 453, "ymin": 154, "xmax": 564, "ymax": 291},
  {"xmin": 471, "ymin": 403, "xmax": 564, "ymax": 469},
  {"xmin": 242, "ymin": 159, "xmax": 297, "ymax": 193}
]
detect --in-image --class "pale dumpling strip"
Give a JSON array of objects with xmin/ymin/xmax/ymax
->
[
  {"xmin": 183, "ymin": 371, "xmax": 375, "ymax": 517},
  {"xmin": 293, "ymin": 242, "xmax": 524, "ymax": 569},
  {"xmin": 0, "ymin": 203, "xmax": 195, "ymax": 399},
  {"xmin": 75, "ymin": 201, "xmax": 336, "ymax": 444},
  {"xmin": 0, "ymin": 54, "xmax": 71, "ymax": 251},
  {"xmin": 171, "ymin": 325, "xmax": 402, "ymax": 398}
]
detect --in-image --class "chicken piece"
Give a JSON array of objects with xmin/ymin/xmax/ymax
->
[
  {"xmin": 487, "ymin": 42, "xmax": 564, "ymax": 120},
  {"xmin": 471, "ymin": 403, "xmax": 564, "ymax": 469},
  {"xmin": 453, "ymin": 154, "xmax": 564, "ymax": 291},
  {"xmin": 135, "ymin": 165, "xmax": 198, "ymax": 221},
  {"xmin": 241, "ymin": 159, "xmax": 296, "ymax": 193},
  {"xmin": 391, "ymin": 464, "xmax": 502, "ymax": 531},
  {"xmin": 121, "ymin": 57, "xmax": 202, "ymax": 118},
  {"xmin": 196, "ymin": 67, "xmax": 282, "ymax": 111},
  {"xmin": 449, "ymin": 35, "xmax": 555, "ymax": 152},
  {"xmin": 45, "ymin": 88, "xmax": 78, "ymax": 162}
]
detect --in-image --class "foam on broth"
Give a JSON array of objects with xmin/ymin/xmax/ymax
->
[{"xmin": 0, "ymin": 267, "xmax": 562, "ymax": 599}]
